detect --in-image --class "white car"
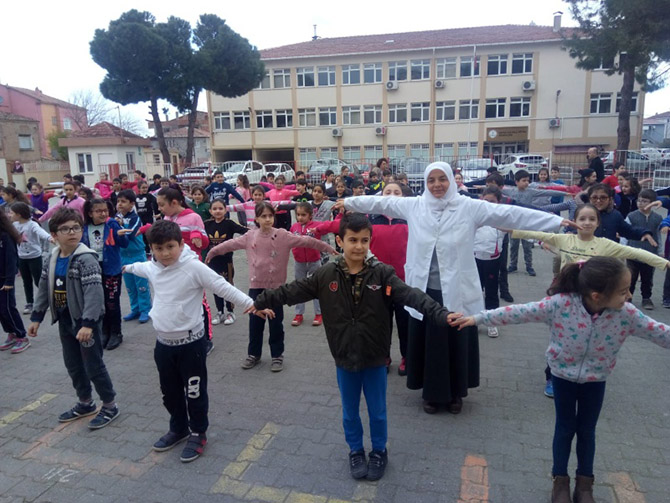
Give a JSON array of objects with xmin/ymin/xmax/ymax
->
[
  {"xmin": 220, "ymin": 160, "xmax": 266, "ymax": 185},
  {"xmin": 264, "ymin": 163, "xmax": 296, "ymax": 182},
  {"xmin": 453, "ymin": 158, "xmax": 498, "ymax": 182},
  {"xmin": 497, "ymin": 154, "xmax": 548, "ymax": 177},
  {"xmin": 601, "ymin": 151, "xmax": 655, "ymax": 172}
]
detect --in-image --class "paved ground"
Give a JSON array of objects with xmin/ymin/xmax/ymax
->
[{"xmin": 0, "ymin": 241, "xmax": 669, "ymax": 503}]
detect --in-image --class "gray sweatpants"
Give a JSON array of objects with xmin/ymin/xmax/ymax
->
[{"xmin": 294, "ymin": 261, "xmax": 321, "ymax": 315}]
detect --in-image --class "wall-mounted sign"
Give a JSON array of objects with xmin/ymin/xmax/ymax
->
[{"xmin": 485, "ymin": 126, "xmax": 528, "ymax": 142}]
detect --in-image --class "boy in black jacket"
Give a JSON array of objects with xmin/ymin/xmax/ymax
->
[{"xmin": 254, "ymin": 213, "xmax": 456, "ymax": 481}]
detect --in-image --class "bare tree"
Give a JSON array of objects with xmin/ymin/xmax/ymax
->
[
  {"xmin": 69, "ymin": 90, "xmax": 111, "ymax": 128},
  {"xmin": 111, "ymin": 109, "xmax": 144, "ymax": 135}
]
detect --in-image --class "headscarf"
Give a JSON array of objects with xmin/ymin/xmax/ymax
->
[{"xmin": 421, "ymin": 162, "xmax": 459, "ymax": 220}]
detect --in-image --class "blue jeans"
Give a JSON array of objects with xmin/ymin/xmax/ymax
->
[
  {"xmin": 336, "ymin": 366, "xmax": 387, "ymax": 452},
  {"xmin": 122, "ymin": 254, "xmax": 152, "ymax": 315},
  {"xmin": 551, "ymin": 375, "xmax": 606, "ymax": 477}
]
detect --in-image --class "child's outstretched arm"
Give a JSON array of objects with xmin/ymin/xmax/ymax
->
[
  {"xmin": 193, "ymin": 261, "xmax": 255, "ymax": 311},
  {"xmin": 450, "ymin": 297, "xmax": 558, "ymax": 330},
  {"xmin": 285, "ymin": 233, "xmax": 337, "ymax": 255},
  {"xmin": 385, "ymin": 269, "xmax": 453, "ymax": 326},
  {"xmin": 627, "ymin": 306, "xmax": 670, "ymax": 349},
  {"xmin": 205, "ymin": 232, "xmax": 250, "ymax": 263},
  {"xmin": 254, "ymin": 274, "xmax": 320, "ymax": 312}
]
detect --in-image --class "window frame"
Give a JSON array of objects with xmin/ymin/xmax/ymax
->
[
  {"xmin": 485, "ymin": 98, "xmax": 506, "ymax": 119},
  {"xmin": 487, "ymin": 54, "xmax": 508, "ymax": 76},
  {"xmin": 615, "ymin": 92, "xmax": 639, "ymax": 113},
  {"xmin": 257, "ymin": 71, "xmax": 271, "ymax": 89},
  {"xmin": 436, "ymin": 100, "xmax": 456, "ymax": 121},
  {"xmin": 255, "ymin": 110, "xmax": 273, "ymax": 129},
  {"xmin": 410, "ymin": 102, "xmax": 430, "ymax": 122},
  {"xmin": 459, "ymin": 99, "xmax": 479, "ymax": 120},
  {"xmin": 388, "ymin": 61, "xmax": 408, "ymax": 82},
  {"xmin": 273, "ymin": 68, "xmax": 291, "ymax": 89},
  {"xmin": 410, "ymin": 143, "xmax": 430, "ymax": 159},
  {"xmin": 363, "ymin": 105, "xmax": 382, "ymax": 124},
  {"xmin": 509, "ymin": 97, "xmax": 531, "ymax": 117},
  {"xmin": 77, "ymin": 153, "xmax": 93, "ymax": 173},
  {"xmin": 296, "ymin": 66, "xmax": 315, "ymax": 87},
  {"xmin": 511, "ymin": 53, "xmax": 533, "ymax": 74},
  {"xmin": 410, "ymin": 59, "xmax": 431, "ymax": 80},
  {"xmin": 342, "ymin": 105, "xmax": 361, "ymax": 125},
  {"xmin": 275, "ymin": 109, "xmax": 293, "ymax": 128},
  {"xmin": 590, "ymin": 93, "xmax": 612, "ymax": 114},
  {"xmin": 318, "ymin": 107, "xmax": 337, "ymax": 127},
  {"xmin": 436, "ymin": 57, "xmax": 457, "ymax": 79},
  {"xmin": 363, "ymin": 63, "xmax": 383, "ymax": 83},
  {"xmin": 388, "ymin": 103, "xmax": 408, "ymax": 123},
  {"xmin": 460, "ymin": 56, "xmax": 480, "ymax": 77},
  {"xmin": 317, "ymin": 66, "xmax": 336, "ymax": 86},
  {"xmin": 342, "ymin": 64, "xmax": 361, "ymax": 85},
  {"xmin": 298, "ymin": 108, "xmax": 317, "ymax": 127},
  {"xmin": 233, "ymin": 111, "xmax": 251, "ymax": 130},
  {"xmin": 214, "ymin": 112, "xmax": 231, "ymax": 130},
  {"xmin": 18, "ymin": 134, "xmax": 34, "ymax": 150}
]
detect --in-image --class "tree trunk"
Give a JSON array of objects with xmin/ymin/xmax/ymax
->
[
  {"xmin": 616, "ymin": 61, "xmax": 635, "ymax": 153},
  {"xmin": 149, "ymin": 94, "xmax": 171, "ymax": 167},
  {"xmin": 184, "ymin": 89, "xmax": 200, "ymax": 168}
]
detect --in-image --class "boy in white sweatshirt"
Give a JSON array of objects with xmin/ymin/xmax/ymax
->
[{"xmin": 123, "ymin": 220, "xmax": 269, "ymax": 463}]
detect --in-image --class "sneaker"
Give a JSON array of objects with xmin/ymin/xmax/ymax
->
[
  {"xmin": 398, "ymin": 357, "xmax": 407, "ymax": 376},
  {"xmin": 58, "ymin": 401, "xmax": 97, "ymax": 423},
  {"xmin": 291, "ymin": 315, "xmax": 304, "ymax": 326},
  {"xmin": 527, "ymin": 268, "xmax": 536, "ymax": 277},
  {"xmin": 88, "ymin": 405, "xmax": 120, "ymax": 429},
  {"xmin": 138, "ymin": 312, "xmax": 150, "ymax": 323},
  {"xmin": 487, "ymin": 326, "xmax": 499, "ymax": 338},
  {"xmin": 180, "ymin": 433, "xmax": 207, "ymax": 463},
  {"xmin": 223, "ymin": 312, "xmax": 236, "ymax": 325},
  {"xmin": 664, "ymin": 299, "xmax": 670, "ymax": 309},
  {"xmin": 312, "ymin": 314, "xmax": 323, "ymax": 326},
  {"xmin": 241, "ymin": 355, "xmax": 260, "ymax": 369},
  {"xmin": 211, "ymin": 312, "xmax": 224, "ymax": 325},
  {"xmin": 507, "ymin": 265, "xmax": 517, "ymax": 273},
  {"xmin": 206, "ymin": 339, "xmax": 214, "ymax": 356},
  {"xmin": 153, "ymin": 431, "xmax": 190, "ymax": 452},
  {"xmin": 22, "ymin": 303, "xmax": 33, "ymax": 315},
  {"xmin": 349, "ymin": 450, "xmax": 367, "ymax": 479},
  {"xmin": 544, "ymin": 379, "xmax": 554, "ymax": 398},
  {"xmin": 0, "ymin": 334, "xmax": 18, "ymax": 351},
  {"xmin": 271, "ymin": 357, "xmax": 284, "ymax": 372},
  {"xmin": 123, "ymin": 311, "xmax": 140, "ymax": 321},
  {"xmin": 10, "ymin": 338, "xmax": 31, "ymax": 354},
  {"xmin": 642, "ymin": 298, "xmax": 654, "ymax": 310},
  {"xmin": 106, "ymin": 333, "xmax": 123, "ymax": 351},
  {"xmin": 366, "ymin": 449, "xmax": 388, "ymax": 481},
  {"xmin": 500, "ymin": 292, "xmax": 515, "ymax": 303}
]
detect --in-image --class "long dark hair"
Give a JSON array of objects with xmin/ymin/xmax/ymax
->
[
  {"xmin": 157, "ymin": 187, "xmax": 186, "ymax": 208},
  {"xmin": 547, "ymin": 256, "xmax": 627, "ymax": 299},
  {"xmin": 0, "ymin": 209, "xmax": 21, "ymax": 244},
  {"xmin": 9, "ymin": 202, "xmax": 32, "ymax": 221},
  {"xmin": 84, "ymin": 198, "xmax": 111, "ymax": 225},
  {"xmin": 254, "ymin": 201, "xmax": 275, "ymax": 225},
  {"xmin": 1, "ymin": 186, "xmax": 29, "ymax": 204}
]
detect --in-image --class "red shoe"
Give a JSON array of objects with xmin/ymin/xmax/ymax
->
[
  {"xmin": 312, "ymin": 314, "xmax": 323, "ymax": 326},
  {"xmin": 291, "ymin": 315, "xmax": 304, "ymax": 326},
  {"xmin": 385, "ymin": 357, "xmax": 392, "ymax": 373},
  {"xmin": 398, "ymin": 357, "xmax": 407, "ymax": 376}
]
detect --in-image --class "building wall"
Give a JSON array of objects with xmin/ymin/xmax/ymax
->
[
  {"xmin": 66, "ymin": 144, "xmax": 149, "ymax": 185},
  {"xmin": 0, "ymin": 118, "xmax": 42, "ymax": 164}
]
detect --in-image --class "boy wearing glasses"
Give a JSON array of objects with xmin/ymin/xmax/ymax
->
[{"xmin": 28, "ymin": 208, "xmax": 119, "ymax": 429}]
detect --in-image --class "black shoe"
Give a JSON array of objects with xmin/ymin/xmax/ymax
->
[
  {"xmin": 527, "ymin": 268, "xmax": 536, "ymax": 277},
  {"xmin": 102, "ymin": 330, "xmax": 110, "ymax": 349},
  {"xmin": 349, "ymin": 450, "xmax": 367, "ymax": 479},
  {"xmin": 88, "ymin": 405, "xmax": 120, "ymax": 429},
  {"xmin": 367, "ymin": 449, "xmax": 388, "ymax": 481},
  {"xmin": 507, "ymin": 266, "xmax": 517, "ymax": 273},
  {"xmin": 153, "ymin": 431, "xmax": 190, "ymax": 452},
  {"xmin": 58, "ymin": 401, "xmax": 97, "ymax": 423},
  {"xmin": 180, "ymin": 433, "xmax": 207, "ymax": 462},
  {"xmin": 422, "ymin": 400, "xmax": 438, "ymax": 414},
  {"xmin": 206, "ymin": 339, "xmax": 214, "ymax": 356},
  {"xmin": 448, "ymin": 397, "xmax": 463, "ymax": 414},
  {"xmin": 106, "ymin": 333, "xmax": 123, "ymax": 350},
  {"xmin": 500, "ymin": 292, "xmax": 514, "ymax": 303}
]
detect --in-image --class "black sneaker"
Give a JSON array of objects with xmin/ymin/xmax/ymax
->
[
  {"xmin": 349, "ymin": 450, "xmax": 367, "ymax": 479},
  {"xmin": 88, "ymin": 405, "xmax": 120, "ymax": 429},
  {"xmin": 106, "ymin": 333, "xmax": 123, "ymax": 351},
  {"xmin": 206, "ymin": 339, "xmax": 214, "ymax": 356},
  {"xmin": 180, "ymin": 433, "xmax": 207, "ymax": 462},
  {"xmin": 527, "ymin": 268, "xmax": 536, "ymax": 277},
  {"xmin": 58, "ymin": 402, "xmax": 97, "ymax": 423},
  {"xmin": 153, "ymin": 431, "xmax": 190, "ymax": 452},
  {"xmin": 500, "ymin": 292, "xmax": 514, "ymax": 303},
  {"xmin": 367, "ymin": 449, "xmax": 388, "ymax": 481}
]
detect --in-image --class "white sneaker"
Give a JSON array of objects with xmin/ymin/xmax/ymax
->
[
  {"xmin": 223, "ymin": 312, "xmax": 236, "ymax": 325},
  {"xmin": 211, "ymin": 312, "xmax": 223, "ymax": 325},
  {"xmin": 487, "ymin": 326, "xmax": 499, "ymax": 338}
]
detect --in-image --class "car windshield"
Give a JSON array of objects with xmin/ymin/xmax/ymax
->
[{"xmin": 225, "ymin": 163, "xmax": 246, "ymax": 172}]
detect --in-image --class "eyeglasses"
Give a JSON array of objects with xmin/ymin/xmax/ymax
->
[
  {"xmin": 57, "ymin": 225, "xmax": 82, "ymax": 235},
  {"xmin": 589, "ymin": 195, "xmax": 610, "ymax": 202}
]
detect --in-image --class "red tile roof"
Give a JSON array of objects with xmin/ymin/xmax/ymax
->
[
  {"xmin": 163, "ymin": 126, "xmax": 210, "ymax": 138},
  {"xmin": 5, "ymin": 85, "xmax": 85, "ymax": 110},
  {"xmin": 260, "ymin": 25, "xmax": 576, "ymax": 60},
  {"xmin": 70, "ymin": 121, "xmax": 145, "ymax": 139}
]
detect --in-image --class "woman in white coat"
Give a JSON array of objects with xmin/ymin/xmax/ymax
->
[{"xmin": 338, "ymin": 163, "xmax": 571, "ymax": 414}]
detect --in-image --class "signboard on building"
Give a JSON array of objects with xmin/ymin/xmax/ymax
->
[{"xmin": 486, "ymin": 127, "xmax": 528, "ymax": 142}]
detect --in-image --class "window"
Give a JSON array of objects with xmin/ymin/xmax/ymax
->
[
  {"xmin": 297, "ymin": 67, "xmax": 315, "ymax": 87},
  {"xmin": 436, "ymin": 101, "xmax": 456, "ymax": 121},
  {"xmin": 233, "ymin": 111, "xmax": 251, "ymax": 129},
  {"xmin": 319, "ymin": 107, "xmax": 337, "ymax": 126},
  {"xmin": 410, "ymin": 102, "xmax": 430, "ymax": 122},
  {"xmin": 363, "ymin": 105, "xmax": 382, "ymax": 124},
  {"xmin": 364, "ymin": 63, "xmax": 383, "ymax": 83},
  {"xmin": 257, "ymin": 72, "xmax": 271, "ymax": 89},
  {"xmin": 590, "ymin": 93, "xmax": 612, "ymax": 114},
  {"xmin": 342, "ymin": 146, "xmax": 361, "ymax": 161},
  {"xmin": 77, "ymin": 153, "xmax": 93, "ymax": 173},
  {"xmin": 458, "ymin": 142, "xmax": 478, "ymax": 157},
  {"xmin": 616, "ymin": 92, "xmax": 639, "ymax": 113},
  {"xmin": 298, "ymin": 108, "xmax": 316, "ymax": 127},
  {"xmin": 511, "ymin": 53, "xmax": 533, "ymax": 74},
  {"xmin": 411, "ymin": 59, "xmax": 430, "ymax": 80},
  {"xmin": 387, "ymin": 144, "xmax": 406, "ymax": 158},
  {"xmin": 318, "ymin": 66, "xmax": 336, "ymax": 86},
  {"xmin": 214, "ymin": 112, "xmax": 231, "ymax": 130},
  {"xmin": 152, "ymin": 154, "xmax": 160, "ymax": 164},
  {"xmin": 273, "ymin": 68, "xmax": 291, "ymax": 88},
  {"xmin": 18, "ymin": 134, "xmax": 34, "ymax": 150},
  {"xmin": 389, "ymin": 104, "xmax": 407, "ymax": 123},
  {"xmin": 459, "ymin": 99, "xmax": 479, "ymax": 120},
  {"xmin": 487, "ymin": 54, "xmax": 508, "ymax": 75},
  {"xmin": 435, "ymin": 143, "xmax": 455, "ymax": 160},
  {"xmin": 460, "ymin": 56, "xmax": 480, "ymax": 77},
  {"xmin": 509, "ymin": 97, "xmax": 531, "ymax": 117},
  {"xmin": 126, "ymin": 152, "xmax": 135, "ymax": 169},
  {"xmin": 51, "ymin": 116, "xmax": 57, "ymax": 126},
  {"xmin": 63, "ymin": 118, "xmax": 72, "ymax": 130},
  {"xmin": 436, "ymin": 57, "xmax": 457, "ymax": 79},
  {"xmin": 342, "ymin": 106, "xmax": 361, "ymax": 125},
  {"xmin": 596, "ymin": 56, "xmax": 615, "ymax": 70},
  {"xmin": 364, "ymin": 145, "xmax": 383, "ymax": 161},
  {"xmin": 485, "ymin": 98, "xmax": 506, "ymax": 118},
  {"xmin": 256, "ymin": 110, "xmax": 273, "ymax": 129},
  {"xmin": 342, "ymin": 64, "xmax": 360, "ymax": 85},
  {"xmin": 275, "ymin": 109, "xmax": 293, "ymax": 128},
  {"xmin": 299, "ymin": 147, "xmax": 317, "ymax": 166},
  {"xmin": 320, "ymin": 147, "xmax": 339, "ymax": 159},
  {"xmin": 410, "ymin": 144, "xmax": 430, "ymax": 159},
  {"xmin": 388, "ymin": 61, "xmax": 407, "ymax": 81}
]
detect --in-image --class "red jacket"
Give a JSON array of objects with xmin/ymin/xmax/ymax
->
[
  {"xmin": 370, "ymin": 219, "xmax": 408, "ymax": 281},
  {"xmin": 290, "ymin": 221, "xmax": 329, "ymax": 263},
  {"xmin": 140, "ymin": 208, "xmax": 209, "ymax": 260}
]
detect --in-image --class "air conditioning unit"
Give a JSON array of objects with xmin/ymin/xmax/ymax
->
[
  {"xmin": 549, "ymin": 118, "xmax": 561, "ymax": 128},
  {"xmin": 331, "ymin": 127, "xmax": 343, "ymax": 137},
  {"xmin": 435, "ymin": 80, "xmax": 446, "ymax": 89},
  {"xmin": 375, "ymin": 126, "xmax": 387, "ymax": 136},
  {"xmin": 385, "ymin": 81, "xmax": 399, "ymax": 91},
  {"xmin": 522, "ymin": 80, "xmax": 536, "ymax": 91}
]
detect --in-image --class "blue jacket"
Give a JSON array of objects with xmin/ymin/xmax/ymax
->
[
  {"xmin": 596, "ymin": 208, "xmax": 649, "ymax": 242},
  {"xmin": 118, "ymin": 209, "xmax": 146, "ymax": 258},
  {"xmin": 205, "ymin": 182, "xmax": 244, "ymax": 205},
  {"xmin": 81, "ymin": 218, "xmax": 128, "ymax": 275}
]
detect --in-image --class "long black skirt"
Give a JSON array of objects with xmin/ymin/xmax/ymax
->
[{"xmin": 406, "ymin": 288, "xmax": 480, "ymax": 404}]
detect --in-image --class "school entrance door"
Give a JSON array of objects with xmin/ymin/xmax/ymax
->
[{"xmin": 483, "ymin": 142, "xmax": 529, "ymax": 165}]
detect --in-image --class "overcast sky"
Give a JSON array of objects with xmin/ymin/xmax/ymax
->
[{"xmin": 2, "ymin": 0, "xmax": 668, "ymax": 136}]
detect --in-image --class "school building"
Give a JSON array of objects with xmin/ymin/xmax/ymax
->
[{"xmin": 207, "ymin": 15, "xmax": 643, "ymax": 168}]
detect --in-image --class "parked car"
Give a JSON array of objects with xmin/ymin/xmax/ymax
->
[
  {"xmin": 264, "ymin": 163, "xmax": 296, "ymax": 183},
  {"xmin": 306, "ymin": 158, "xmax": 365, "ymax": 183},
  {"xmin": 601, "ymin": 151, "xmax": 656, "ymax": 173},
  {"xmin": 497, "ymin": 154, "xmax": 548, "ymax": 177},
  {"xmin": 389, "ymin": 157, "xmax": 431, "ymax": 192},
  {"xmin": 176, "ymin": 164, "xmax": 214, "ymax": 187},
  {"xmin": 220, "ymin": 160, "xmax": 266, "ymax": 185},
  {"xmin": 453, "ymin": 158, "xmax": 498, "ymax": 183},
  {"xmin": 641, "ymin": 148, "xmax": 663, "ymax": 163}
]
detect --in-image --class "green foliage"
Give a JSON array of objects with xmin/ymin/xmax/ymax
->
[{"xmin": 48, "ymin": 130, "xmax": 69, "ymax": 161}]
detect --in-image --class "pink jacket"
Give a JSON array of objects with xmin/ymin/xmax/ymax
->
[
  {"xmin": 209, "ymin": 227, "xmax": 335, "ymax": 289},
  {"xmin": 290, "ymin": 221, "xmax": 331, "ymax": 263},
  {"xmin": 95, "ymin": 180, "xmax": 113, "ymax": 199},
  {"xmin": 227, "ymin": 200, "xmax": 292, "ymax": 228},
  {"xmin": 266, "ymin": 189, "xmax": 300, "ymax": 214},
  {"xmin": 39, "ymin": 195, "xmax": 86, "ymax": 222}
]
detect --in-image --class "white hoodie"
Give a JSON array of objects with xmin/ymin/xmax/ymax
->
[{"xmin": 124, "ymin": 245, "xmax": 253, "ymax": 339}]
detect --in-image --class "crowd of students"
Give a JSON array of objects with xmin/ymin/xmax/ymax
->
[{"xmin": 1, "ymin": 158, "xmax": 669, "ymax": 500}]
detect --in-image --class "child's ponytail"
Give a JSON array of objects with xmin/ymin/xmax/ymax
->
[
  {"xmin": 548, "ymin": 256, "xmax": 628, "ymax": 298},
  {"xmin": 157, "ymin": 187, "xmax": 187, "ymax": 208}
]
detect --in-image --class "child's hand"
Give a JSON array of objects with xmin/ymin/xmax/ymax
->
[
  {"xmin": 661, "ymin": 227, "xmax": 669, "ymax": 234},
  {"xmin": 76, "ymin": 327, "xmax": 93, "ymax": 343},
  {"xmin": 560, "ymin": 219, "xmax": 582, "ymax": 231},
  {"xmin": 48, "ymin": 236, "xmax": 55, "ymax": 244},
  {"xmin": 192, "ymin": 237, "xmax": 202, "ymax": 249},
  {"xmin": 244, "ymin": 306, "xmax": 275, "ymax": 319},
  {"xmin": 117, "ymin": 229, "xmax": 133, "ymax": 235},
  {"xmin": 449, "ymin": 314, "xmax": 476, "ymax": 330},
  {"xmin": 0, "ymin": 285, "xmax": 13, "ymax": 291},
  {"xmin": 642, "ymin": 234, "xmax": 658, "ymax": 248},
  {"xmin": 333, "ymin": 199, "xmax": 346, "ymax": 211},
  {"xmin": 642, "ymin": 200, "xmax": 662, "ymax": 212},
  {"xmin": 330, "ymin": 250, "xmax": 340, "ymax": 256},
  {"xmin": 28, "ymin": 322, "xmax": 40, "ymax": 337},
  {"xmin": 447, "ymin": 312, "xmax": 463, "ymax": 325}
]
